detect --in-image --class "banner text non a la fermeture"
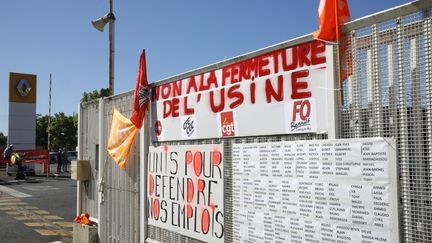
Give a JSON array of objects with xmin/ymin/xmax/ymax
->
[{"xmin": 153, "ymin": 41, "xmax": 326, "ymax": 118}]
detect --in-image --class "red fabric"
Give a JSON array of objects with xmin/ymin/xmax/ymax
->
[
  {"xmin": 74, "ymin": 213, "xmax": 93, "ymax": 225},
  {"xmin": 313, "ymin": 0, "xmax": 351, "ymax": 42},
  {"xmin": 130, "ymin": 49, "xmax": 150, "ymax": 129}
]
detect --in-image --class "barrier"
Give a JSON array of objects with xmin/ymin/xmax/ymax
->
[{"xmin": 0, "ymin": 149, "xmax": 49, "ymax": 174}]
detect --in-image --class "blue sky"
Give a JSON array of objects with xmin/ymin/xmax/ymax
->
[{"xmin": 0, "ymin": 0, "xmax": 411, "ymax": 134}]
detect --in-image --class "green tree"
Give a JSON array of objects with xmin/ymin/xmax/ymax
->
[
  {"xmin": 36, "ymin": 114, "xmax": 49, "ymax": 149},
  {"xmin": 81, "ymin": 88, "xmax": 110, "ymax": 102},
  {"xmin": 50, "ymin": 112, "xmax": 77, "ymax": 151},
  {"xmin": 73, "ymin": 113, "xmax": 78, "ymax": 129},
  {"xmin": 0, "ymin": 132, "xmax": 7, "ymax": 149},
  {"xmin": 36, "ymin": 113, "xmax": 77, "ymax": 151}
]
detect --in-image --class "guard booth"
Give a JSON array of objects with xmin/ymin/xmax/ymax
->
[{"xmin": 77, "ymin": 1, "xmax": 432, "ymax": 242}]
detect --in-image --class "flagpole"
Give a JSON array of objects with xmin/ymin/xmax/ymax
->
[{"xmin": 334, "ymin": 0, "xmax": 340, "ymax": 45}]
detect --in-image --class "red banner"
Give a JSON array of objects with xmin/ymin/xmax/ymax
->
[{"xmin": 0, "ymin": 149, "xmax": 49, "ymax": 165}]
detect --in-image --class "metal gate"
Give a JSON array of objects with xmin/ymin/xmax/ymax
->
[
  {"xmin": 340, "ymin": 1, "xmax": 432, "ymax": 242},
  {"xmin": 78, "ymin": 91, "xmax": 141, "ymax": 243}
]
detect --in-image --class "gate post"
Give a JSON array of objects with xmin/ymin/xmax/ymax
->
[{"xmin": 98, "ymin": 97, "xmax": 106, "ymax": 238}]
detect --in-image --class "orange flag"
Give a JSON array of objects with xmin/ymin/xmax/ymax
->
[
  {"xmin": 107, "ymin": 109, "xmax": 138, "ymax": 169},
  {"xmin": 313, "ymin": 0, "xmax": 351, "ymax": 42}
]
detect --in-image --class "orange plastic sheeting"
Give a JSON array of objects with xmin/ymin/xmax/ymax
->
[{"xmin": 107, "ymin": 109, "xmax": 138, "ymax": 169}]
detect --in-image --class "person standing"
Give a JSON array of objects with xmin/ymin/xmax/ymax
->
[
  {"xmin": 61, "ymin": 148, "xmax": 68, "ymax": 172},
  {"xmin": 56, "ymin": 148, "xmax": 63, "ymax": 173},
  {"xmin": 3, "ymin": 144, "xmax": 13, "ymax": 160}
]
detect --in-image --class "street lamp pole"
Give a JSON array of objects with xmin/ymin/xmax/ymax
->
[
  {"xmin": 108, "ymin": 0, "xmax": 115, "ymax": 96},
  {"xmin": 92, "ymin": 0, "xmax": 116, "ymax": 95}
]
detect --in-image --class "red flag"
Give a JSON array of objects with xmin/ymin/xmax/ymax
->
[
  {"xmin": 130, "ymin": 49, "xmax": 150, "ymax": 129},
  {"xmin": 313, "ymin": 0, "xmax": 351, "ymax": 42}
]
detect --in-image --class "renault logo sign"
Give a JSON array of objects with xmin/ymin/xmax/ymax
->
[
  {"xmin": 17, "ymin": 79, "xmax": 32, "ymax": 97},
  {"xmin": 9, "ymin": 72, "xmax": 37, "ymax": 103}
]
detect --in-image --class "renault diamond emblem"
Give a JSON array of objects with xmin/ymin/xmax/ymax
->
[{"xmin": 17, "ymin": 79, "xmax": 32, "ymax": 97}]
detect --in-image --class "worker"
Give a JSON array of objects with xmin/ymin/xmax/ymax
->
[
  {"xmin": 3, "ymin": 144, "xmax": 13, "ymax": 160},
  {"xmin": 11, "ymin": 152, "xmax": 25, "ymax": 180}
]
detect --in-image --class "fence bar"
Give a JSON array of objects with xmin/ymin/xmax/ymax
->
[
  {"xmin": 396, "ymin": 17, "xmax": 411, "ymax": 242},
  {"xmin": 423, "ymin": 10, "xmax": 432, "ymax": 243},
  {"xmin": 98, "ymin": 97, "xmax": 105, "ymax": 238},
  {"xmin": 77, "ymin": 103, "xmax": 83, "ymax": 215},
  {"xmin": 372, "ymin": 24, "xmax": 383, "ymax": 136},
  {"xmin": 388, "ymin": 43, "xmax": 398, "ymax": 138},
  {"xmin": 351, "ymin": 30, "xmax": 361, "ymax": 138}
]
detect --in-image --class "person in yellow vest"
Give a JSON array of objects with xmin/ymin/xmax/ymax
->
[{"xmin": 11, "ymin": 152, "xmax": 25, "ymax": 180}]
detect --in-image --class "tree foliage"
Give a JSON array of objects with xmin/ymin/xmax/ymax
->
[
  {"xmin": 0, "ymin": 132, "xmax": 7, "ymax": 149},
  {"xmin": 36, "ymin": 113, "xmax": 77, "ymax": 151},
  {"xmin": 36, "ymin": 114, "xmax": 49, "ymax": 149},
  {"xmin": 81, "ymin": 88, "xmax": 110, "ymax": 102}
]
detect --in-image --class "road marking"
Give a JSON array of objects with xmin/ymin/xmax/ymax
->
[
  {"xmin": 24, "ymin": 222, "xmax": 51, "ymax": 227},
  {"xmin": 53, "ymin": 221, "xmax": 73, "ymax": 227},
  {"xmin": 15, "ymin": 216, "xmax": 31, "ymax": 220},
  {"xmin": 53, "ymin": 230, "xmax": 72, "ymax": 237},
  {"xmin": 0, "ymin": 198, "xmax": 20, "ymax": 202},
  {"xmin": 0, "ymin": 188, "xmax": 72, "ymax": 239},
  {"xmin": 0, "ymin": 185, "xmax": 31, "ymax": 198},
  {"xmin": 0, "ymin": 202, "xmax": 28, "ymax": 206},
  {"xmin": 43, "ymin": 215, "xmax": 63, "ymax": 220},
  {"xmin": 26, "ymin": 186, "xmax": 59, "ymax": 191},
  {"xmin": 35, "ymin": 229, "xmax": 72, "ymax": 237},
  {"xmin": 33, "ymin": 210, "xmax": 50, "ymax": 215},
  {"xmin": 24, "ymin": 206, "xmax": 38, "ymax": 210},
  {"xmin": 35, "ymin": 229, "xmax": 57, "ymax": 236}
]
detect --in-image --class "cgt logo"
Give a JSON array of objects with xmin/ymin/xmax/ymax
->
[{"xmin": 220, "ymin": 111, "xmax": 235, "ymax": 137}]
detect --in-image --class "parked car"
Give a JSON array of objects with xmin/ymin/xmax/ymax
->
[{"xmin": 66, "ymin": 151, "xmax": 77, "ymax": 163}]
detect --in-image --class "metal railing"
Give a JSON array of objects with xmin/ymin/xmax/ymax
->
[{"xmin": 340, "ymin": 1, "xmax": 432, "ymax": 242}]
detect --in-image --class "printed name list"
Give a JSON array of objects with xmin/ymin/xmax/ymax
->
[{"xmin": 231, "ymin": 138, "xmax": 398, "ymax": 243}]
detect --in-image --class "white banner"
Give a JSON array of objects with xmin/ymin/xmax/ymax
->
[
  {"xmin": 147, "ymin": 144, "xmax": 224, "ymax": 243},
  {"xmin": 231, "ymin": 138, "xmax": 399, "ymax": 243},
  {"xmin": 151, "ymin": 40, "xmax": 334, "ymax": 141}
]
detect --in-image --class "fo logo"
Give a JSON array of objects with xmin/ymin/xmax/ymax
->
[
  {"xmin": 220, "ymin": 111, "xmax": 235, "ymax": 137},
  {"xmin": 292, "ymin": 100, "xmax": 311, "ymax": 122},
  {"xmin": 290, "ymin": 99, "xmax": 312, "ymax": 132},
  {"xmin": 154, "ymin": 120, "xmax": 162, "ymax": 136}
]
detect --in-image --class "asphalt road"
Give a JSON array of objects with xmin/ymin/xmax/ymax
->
[{"xmin": 0, "ymin": 175, "xmax": 76, "ymax": 243}]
